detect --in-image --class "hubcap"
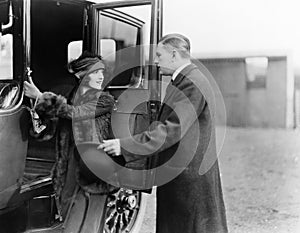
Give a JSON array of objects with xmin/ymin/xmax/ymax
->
[{"xmin": 104, "ymin": 188, "xmax": 141, "ymax": 233}]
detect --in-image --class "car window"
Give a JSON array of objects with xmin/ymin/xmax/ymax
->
[
  {"xmin": 96, "ymin": 4, "xmax": 151, "ymax": 88},
  {"xmin": 0, "ymin": 33, "xmax": 13, "ymax": 80}
]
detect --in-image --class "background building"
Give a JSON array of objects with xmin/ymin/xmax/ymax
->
[{"xmin": 197, "ymin": 53, "xmax": 295, "ymax": 128}]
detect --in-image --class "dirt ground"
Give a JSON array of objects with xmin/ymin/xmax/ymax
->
[{"xmin": 140, "ymin": 127, "xmax": 300, "ymax": 233}]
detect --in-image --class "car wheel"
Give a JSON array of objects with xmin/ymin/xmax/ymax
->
[{"xmin": 103, "ymin": 188, "xmax": 148, "ymax": 233}]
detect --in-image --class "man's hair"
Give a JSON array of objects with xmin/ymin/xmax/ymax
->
[{"xmin": 159, "ymin": 33, "xmax": 191, "ymax": 58}]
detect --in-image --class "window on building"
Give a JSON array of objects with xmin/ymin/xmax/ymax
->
[{"xmin": 245, "ymin": 57, "xmax": 268, "ymax": 89}]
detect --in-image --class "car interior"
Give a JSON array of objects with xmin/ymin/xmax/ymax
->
[{"xmin": 23, "ymin": 0, "xmax": 86, "ymax": 191}]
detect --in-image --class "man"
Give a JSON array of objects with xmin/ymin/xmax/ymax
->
[{"xmin": 99, "ymin": 34, "xmax": 228, "ymax": 233}]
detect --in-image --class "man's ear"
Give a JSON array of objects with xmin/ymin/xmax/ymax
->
[{"xmin": 171, "ymin": 50, "xmax": 177, "ymax": 61}]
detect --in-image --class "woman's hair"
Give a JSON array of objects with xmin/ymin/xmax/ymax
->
[{"xmin": 68, "ymin": 51, "xmax": 104, "ymax": 77}]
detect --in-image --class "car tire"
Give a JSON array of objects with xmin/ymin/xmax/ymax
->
[{"xmin": 103, "ymin": 189, "xmax": 148, "ymax": 233}]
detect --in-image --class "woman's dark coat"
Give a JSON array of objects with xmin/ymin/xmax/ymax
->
[
  {"xmin": 35, "ymin": 89, "xmax": 115, "ymax": 219},
  {"xmin": 120, "ymin": 64, "xmax": 228, "ymax": 233}
]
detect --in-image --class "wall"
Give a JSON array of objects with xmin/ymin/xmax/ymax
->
[{"xmin": 199, "ymin": 55, "xmax": 294, "ymax": 128}]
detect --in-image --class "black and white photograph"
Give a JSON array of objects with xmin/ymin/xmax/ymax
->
[{"xmin": 0, "ymin": 0, "xmax": 299, "ymax": 232}]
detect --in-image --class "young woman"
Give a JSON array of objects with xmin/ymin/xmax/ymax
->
[{"xmin": 24, "ymin": 52, "xmax": 118, "ymax": 222}]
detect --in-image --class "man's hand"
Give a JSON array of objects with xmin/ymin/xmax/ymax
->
[{"xmin": 98, "ymin": 139, "xmax": 121, "ymax": 156}]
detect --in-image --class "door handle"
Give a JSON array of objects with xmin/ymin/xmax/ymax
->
[{"xmin": 25, "ymin": 67, "xmax": 32, "ymax": 81}]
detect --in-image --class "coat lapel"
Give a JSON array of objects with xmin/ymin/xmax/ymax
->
[
  {"xmin": 159, "ymin": 64, "xmax": 198, "ymax": 117},
  {"xmin": 172, "ymin": 63, "xmax": 197, "ymax": 86}
]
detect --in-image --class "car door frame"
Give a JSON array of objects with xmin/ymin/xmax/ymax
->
[{"xmin": 87, "ymin": 0, "xmax": 163, "ymax": 190}]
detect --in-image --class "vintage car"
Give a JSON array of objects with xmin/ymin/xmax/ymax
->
[{"xmin": 0, "ymin": 0, "xmax": 162, "ymax": 232}]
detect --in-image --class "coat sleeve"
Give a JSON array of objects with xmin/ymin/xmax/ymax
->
[
  {"xmin": 120, "ymin": 80, "xmax": 207, "ymax": 163},
  {"xmin": 35, "ymin": 91, "xmax": 115, "ymax": 121}
]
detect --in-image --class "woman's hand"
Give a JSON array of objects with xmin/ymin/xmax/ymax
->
[{"xmin": 24, "ymin": 76, "xmax": 43, "ymax": 100}]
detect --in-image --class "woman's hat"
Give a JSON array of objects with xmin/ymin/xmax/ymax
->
[{"xmin": 68, "ymin": 52, "xmax": 105, "ymax": 80}]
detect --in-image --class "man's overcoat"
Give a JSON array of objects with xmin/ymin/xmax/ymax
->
[{"xmin": 121, "ymin": 63, "xmax": 228, "ymax": 233}]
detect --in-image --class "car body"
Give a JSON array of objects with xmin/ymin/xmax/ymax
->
[{"xmin": 0, "ymin": 0, "xmax": 162, "ymax": 232}]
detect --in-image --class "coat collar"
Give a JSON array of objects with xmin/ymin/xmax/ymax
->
[
  {"xmin": 172, "ymin": 63, "xmax": 198, "ymax": 87},
  {"xmin": 159, "ymin": 63, "xmax": 198, "ymax": 117},
  {"xmin": 171, "ymin": 62, "xmax": 191, "ymax": 81}
]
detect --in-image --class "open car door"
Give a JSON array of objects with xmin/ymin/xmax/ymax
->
[
  {"xmin": 89, "ymin": 0, "xmax": 162, "ymax": 190},
  {"xmin": 0, "ymin": 0, "xmax": 29, "ymax": 210}
]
